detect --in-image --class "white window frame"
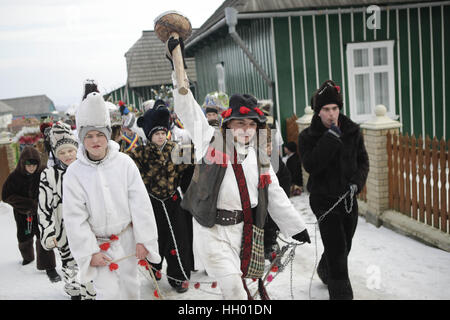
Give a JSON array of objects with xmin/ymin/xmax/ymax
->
[{"xmin": 346, "ymin": 40, "xmax": 397, "ymax": 123}]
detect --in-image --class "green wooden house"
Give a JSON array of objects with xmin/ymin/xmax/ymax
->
[{"xmin": 185, "ymin": 0, "xmax": 450, "ymax": 140}]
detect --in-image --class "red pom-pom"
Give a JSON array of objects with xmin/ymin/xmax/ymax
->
[
  {"xmin": 211, "ymin": 282, "xmax": 217, "ymax": 288},
  {"xmin": 221, "ymin": 108, "xmax": 232, "ymax": 118},
  {"xmin": 271, "ymin": 266, "xmax": 279, "ymax": 273},
  {"xmin": 109, "ymin": 234, "xmax": 119, "ymax": 241},
  {"xmin": 138, "ymin": 259, "xmax": 148, "ymax": 267},
  {"xmin": 182, "ymin": 281, "xmax": 189, "ymax": 289},
  {"xmin": 239, "ymin": 106, "xmax": 251, "ymax": 114},
  {"xmin": 109, "ymin": 263, "xmax": 119, "ymax": 271},
  {"xmin": 267, "ymin": 274, "xmax": 274, "ymax": 282},
  {"xmin": 153, "ymin": 290, "xmax": 159, "ymax": 298},
  {"xmin": 99, "ymin": 242, "xmax": 110, "ymax": 251},
  {"xmin": 172, "ymin": 194, "xmax": 178, "ymax": 202},
  {"xmin": 26, "ymin": 217, "xmax": 33, "ymax": 222},
  {"xmin": 170, "ymin": 249, "xmax": 177, "ymax": 256},
  {"xmin": 194, "ymin": 282, "xmax": 200, "ymax": 289},
  {"xmin": 155, "ymin": 270, "xmax": 162, "ymax": 278},
  {"xmin": 252, "ymin": 278, "xmax": 257, "ymax": 282},
  {"xmin": 118, "ymin": 100, "xmax": 125, "ymax": 107},
  {"xmin": 254, "ymin": 107, "xmax": 264, "ymax": 116},
  {"xmin": 271, "ymin": 252, "xmax": 277, "ymax": 260},
  {"xmin": 335, "ymin": 85, "xmax": 341, "ymax": 93}
]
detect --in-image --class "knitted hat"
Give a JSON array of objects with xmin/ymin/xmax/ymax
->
[
  {"xmin": 205, "ymin": 107, "xmax": 218, "ymax": 114},
  {"xmin": 49, "ymin": 122, "xmax": 78, "ymax": 155},
  {"xmin": 76, "ymin": 92, "xmax": 111, "ymax": 142},
  {"xmin": 312, "ymin": 80, "xmax": 342, "ymax": 113},
  {"xmin": 221, "ymin": 94, "xmax": 266, "ymax": 126},
  {"xmin": 136, "ymin": 106, "xmax": 170, "ymax": 140}
]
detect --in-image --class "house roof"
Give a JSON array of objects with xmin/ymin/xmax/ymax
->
[
  {"xmin": 0, "ymin": 95, "xmax": 56, "ymax": 117},
  {"xmin": 0, "ymin": 101, "xmax": 14, "ymax": 115},
  {"xmin": 125, "ymin": 30, "xmax": 197, "ymax": 88},
  {"xmin": 186, "ymin": 0, "xmax": 430, "ymax": 50}
]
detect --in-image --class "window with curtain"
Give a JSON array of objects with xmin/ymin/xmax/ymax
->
[{"xmin": 346, "ymin": 41, "xmax": 396, "ymax": 123}]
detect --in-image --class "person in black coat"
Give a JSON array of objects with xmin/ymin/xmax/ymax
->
[
  {"xmin": 298, "ymin": 80, "xmax": 369, "ymax": 300},
  {"xmin": 2, "ymin": 146, "xmax": 60, "ymax": 282},
  {"xmin": 283, "ymin": 141, "xmax": 303, "ymax": 195}
]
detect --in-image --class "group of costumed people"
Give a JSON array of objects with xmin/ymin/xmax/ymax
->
[{"xmin": 2, "ymin": 35, "xmax": 368, "ymax": 301}]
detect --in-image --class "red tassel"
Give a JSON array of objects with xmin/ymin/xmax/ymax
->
[
  {"xmin": 170, "ymin": 249, "xmax": 177, "ymax": 256},
  {"xmin": 221, "ymin": 108, "xmax": 232, "ymax": 118},
  {"xmin": 335, "ymin": 85, "xmax": 341, "ymax": 93},
  {"xmin": 258, "ymin": 173, "xmax": 272, "ymax": 189},
  {"xmin": 99, "ymin": 242, "xmax": 110, "ymax": 251},
  {"xmin": 254, "ymin": 107, "xmax": 264, "ymax": 116},
  {"xmin": 109, "ymin": 234, "xmax": 119, "ymax": 241},
  {"xmin": 26, "ymin": 217, "xmax": 33, "ymax": 222},
  {"xmin": 109, "ymin": 263, "xmax": 119, "ymax": 271},
  {"xmin": 194, "ymin": 282, "xmax": 200, "ymax": 289},
  {"xmin": 153, "ymin": 290, "xmax": 159, "ymax": 298},
  {"xmin": 172, "ymin": 194, "xmax": 178, "ymax": 201},
  {"xmin": 182, "ymin": 281, "xmax": 189, "ymax": 289},
  {"xmin": 271, "ymin": 266, "xmax": 279, "ymax": 273},
  {"xmin": 155, "ymin": 270, "xmax": 162, "ymax": 278},
  {"xmin": 138, "ymin": 259, "xmax": 148, "ymax": 267}
]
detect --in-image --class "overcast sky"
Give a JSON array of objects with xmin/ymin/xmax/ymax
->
[{"xmin": 0, "ymin": 0, "xmax": 224, "ymax": 110}]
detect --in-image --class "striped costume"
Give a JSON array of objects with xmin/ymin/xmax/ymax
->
[{"xmin": 38, "ymin": 165, "xmax": 96, "ymax": 299}]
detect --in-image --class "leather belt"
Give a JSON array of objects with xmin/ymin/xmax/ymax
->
[{"xmin": 216, "ymin": 209, "xmax": 244, "ymax": 225}]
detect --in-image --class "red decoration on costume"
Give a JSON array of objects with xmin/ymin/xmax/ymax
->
[
  {"xmin": 153, "ymin": 290, "xmax": 159, "ymax": 298},
  {"xmin": 99, "ymin": 242, "xmax": 110, "ymax": 251},
  {"xmin": 182, "ymin": 281, "xmax": 189, "ymax": 289},
  {"xmin": 118, "ymin": 100, "xmax": 125, "ymax": 106},
  {"xmin": 271, "ymin": 266, "xmax": 279, "ymax": 273},
  {"xmin": 239, "ymin": 106, "xmax": 251, "ymax": 114},
  {"xmin": 172, "ymin": 194, "xmax": 178, "ymax": 201},
  {"xmin": 206, "ymin": 147, "xmax": 229, "ymax": 168},
  {"xmin": 267, "ymin": 274, "xmax": 273, "ymax": 282},
  {"xmin": 211, "ymin": 282, "xmax": 217, "ymax": 288},
  {"xmin": 138, "ymin": 259, "xmax": 148, "ymax": 267},
  {"xmin": 109, "ymin": 263, "xmax": 119, "ymax": 271},
  {"xmin": 155, "ymin": 270, "xmax": 162, "ymax": 278},
  {"xmin": 194, "ymin": 283, "xmax": 200, "ymax": 289},
  {"xmin": 26, "ymin": 217, "xmax": 33, "ymax": 222},
  {"xmin": 252, "ymin": 278, "xmax": 257, "ymax": 282},
  {"xmin": 258, "ymin": 173, "xmax": 272, "ymax": 189},
  {"xmin": 254, "ymin": 107, "xmax": 264, "ymax": 116},
  {"xmin": 221, "ymin": 108, "xmax": 232, "ymax": 118},
  {"xmin": 335, "ymin": 85, "xmax": 341, "ymax": 93},
  {"xmin": 170, "ymin": 249, "xmax": 177, "ymax": 256},
  {"xmin": 110, "ymin": 234, "xmax": 119, "ymax": 241}
]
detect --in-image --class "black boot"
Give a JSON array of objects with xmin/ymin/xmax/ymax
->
[
  {"xmin": 317, "ymin": 255, "xmax": 328, "ymax": 285},
  {"xmin": 46, "ymin": 269, "xmax": 62, "ymax": 283},
  {"xmin": 328, "ymin": 279, "xmax": 353, "ymax": 300}
]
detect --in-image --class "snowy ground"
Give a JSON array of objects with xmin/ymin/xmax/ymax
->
[{"xmin": 1, "ymin": 193, "xmax": 449, "ymax": 300}]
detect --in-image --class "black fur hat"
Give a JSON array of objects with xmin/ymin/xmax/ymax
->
[{"xmin": 137, "ymin": 106, "xmax": 170, "ymax": 139}]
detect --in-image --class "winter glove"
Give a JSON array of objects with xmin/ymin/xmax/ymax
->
[
  {"xmin": 165, "ymin": 37, "xmax": 187, "ymax": 70},
  {"xmin": 292, "ymin": 229, "xmax": 311, "ymax": 244},
  {"xmin": 349, "ymin": 184, "xmax": 358, "ymax": 195},
  {"xmin": 328, "ymin": 123, "xmax": 342, "ymax": 138}
]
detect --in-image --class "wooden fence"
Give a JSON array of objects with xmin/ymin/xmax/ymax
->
[{"xmin": 387, "ymin": 132, "xmax": 449, "ymax": 234}]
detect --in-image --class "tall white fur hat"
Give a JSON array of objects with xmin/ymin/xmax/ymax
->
[{"xmin": 76, "ymin": 92, "xmax": 111, "ymax": 142}]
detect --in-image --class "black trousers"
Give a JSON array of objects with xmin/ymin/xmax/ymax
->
[
  {"xmin": 310, "ymin": 194, "xmax": 358, "ymax": 299},
  {"xmin": 13, "ymin": 212, "xmax": 56, "ymax": 270},
  {"xmin": 149, "ymin": 192, "xmax": 193, "ymax": 287}
]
